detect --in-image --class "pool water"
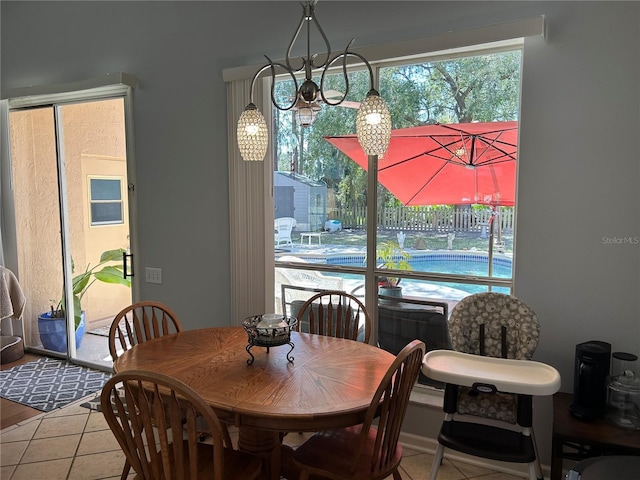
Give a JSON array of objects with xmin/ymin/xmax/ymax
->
[
  {"xmin": 410, "ymin": 259, "xmax": 511, "ymax": 278},
  {"xmin": 326, "ymin": 253, "xmax": 512, "ymax": 295}
]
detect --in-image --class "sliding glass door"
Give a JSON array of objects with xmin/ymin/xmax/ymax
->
[{"xmin": 7, "ymin": 94, "xmax": 136, "ymax": 370}]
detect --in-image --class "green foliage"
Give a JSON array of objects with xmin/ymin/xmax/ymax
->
[
  {"xmin": 50, "ymin": 248, "xmax": 131, "ymax": 329},
  {"xmin": 375, "ymin": 241, "xmax": 412, "ymax": 287}
]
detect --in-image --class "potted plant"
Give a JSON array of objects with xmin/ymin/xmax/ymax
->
[
  {"xmin": 38, "ymin": 248, "xmax": 131, "ymax": 352},
  {"xmin": 376, "ymin": 240, "xmax": 412, "ymax": 303}
]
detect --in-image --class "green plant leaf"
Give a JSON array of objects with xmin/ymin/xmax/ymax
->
[
  {"xmin": 100, "ymin": 248, "xmax": 125, "ymax": 263},
  {"xmin": 72, "ymin": 272, "xmax": 91, "ymax": 295},
  {"xmin": 73, "ymin": 295, "xmax": 82, "ymax": 329},
  {"xmin": 374, "ymin": 240, "xmax": 413, "ymax": 287},
  {"xmin": 50, "ymin": 248, "xmax": 131, "ymax": 326},
  {"xmin": 94, "ymin": 266, "xmax": 131, "ymax": 287}
]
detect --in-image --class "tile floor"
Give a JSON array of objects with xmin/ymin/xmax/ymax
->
[{"xmin": 0, "ymin": 393, "xmax": 523, "ymax": 480}]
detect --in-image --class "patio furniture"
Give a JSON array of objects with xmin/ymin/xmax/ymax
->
[
  {"xmin": 292, "ymin": 340, "xmax": 426, "ymax": 480},
  {"xmin": 276, "ymin": 256, "xmax": 344, "ymax": 314},
  {"xmin": 325, "ymin": 121, "xmax": 518, "ymax": 207},
  {"xmin": 423, "ymin": 292, "xmax": 552, "ymax": 480},
  {"xmin": 377, "ymin": 297, "xmax": 450, "ymax": 387},
  {"xmin": 294, "ymin": 290, "xmax": 371, "ymax": 343},
  {"xmin": 101, "ymin": 370, "xmax": 262, "ymax": 480},
  {"xmin": 300, "ymin": 231, "xmax": 322, "ymax": 245},
  {"xmin": 281, "ymin": 284, "xmax": 329, "ymax": 317},
  {"xmin": 275, "ymin": 217, "xmax": 297, "ymax": 247},
  {"xmin": 276, "ymin": 256, "xmax": 344, "ymax": 290}
]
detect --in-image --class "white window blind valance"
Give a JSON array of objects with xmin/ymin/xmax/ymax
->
[{"xmin": 222, "ymin": 16, "xmax": 545, "ymax": 82}]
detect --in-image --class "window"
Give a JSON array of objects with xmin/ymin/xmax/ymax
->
[
  {"xmin": 375, "ymin": 50, "xmax": 520, "ymax": 292},
  {"xmin": 89, "ymin": 177, "xmax": 123, "ymax": 225},
  {"xmin": 272, "ymin": 45, "xmax": 522, "ymax": 383}
]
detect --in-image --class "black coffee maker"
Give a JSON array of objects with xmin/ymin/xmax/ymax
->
[{"xmin": 569, "ymin": 341, "xmax": 611, "ymax": 420}]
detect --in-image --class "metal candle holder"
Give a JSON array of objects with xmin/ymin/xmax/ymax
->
[{"xmin": 242, "ymin": 314, "xmax": 298, "ymax": 365}]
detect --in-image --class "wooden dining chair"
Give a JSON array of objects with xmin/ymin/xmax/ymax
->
[
  {"xmin": 292, "ymin": 339, "xmax": 426, "ymax": 480},
  {"xmin": 108, "ymin": 301, "xmax": 183, "ymax": 362},
  {"xmin": 294, "ymin": 290, "xmax": 372, "ymax": 343},
  {"xmin": 108, "ymin": 301, "xmax": 183, "ymax": 479},
  {"xmin": 101, "ymin": 369, "xmax": 262, "ymax": 480}
]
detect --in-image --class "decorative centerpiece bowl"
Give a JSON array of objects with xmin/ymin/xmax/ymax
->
[{"xmin": 242, "ymin": 314, "xmax": 298, "ymax": 365}]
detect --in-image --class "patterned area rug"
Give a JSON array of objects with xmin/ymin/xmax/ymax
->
[
  {"xmin": 80, "ymin": 392, "xmax": 103, "ymax": 411},
  {"xmin": 0, "ymin": 357, "xmax": 111, "ymax": 412},
  {"xmin": 79, "ymin": 384, "xmax": 128, "ymax": 412}
]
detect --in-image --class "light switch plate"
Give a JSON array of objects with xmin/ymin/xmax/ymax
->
[{"xmin": 145, "ymin": 267, "xmax": 162, "ymax": 284}]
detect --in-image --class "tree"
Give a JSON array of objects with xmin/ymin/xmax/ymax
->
[{"xmin": 274, "ymin": 50, "xmax": 521, "ymax": 211}]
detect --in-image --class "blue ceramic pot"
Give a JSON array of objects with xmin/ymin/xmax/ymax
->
[
  {"xmin": 38, "ymin": 311, "xmax": 86, "ymax": 352},
  {"xmin": 379, "ymin": 286, "xmax": 403, "ymax": 305}
]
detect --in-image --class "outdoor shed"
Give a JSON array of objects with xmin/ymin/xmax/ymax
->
[{"xmin": 274, "ymin": 172, "xmax": 327, "ymax": 232}]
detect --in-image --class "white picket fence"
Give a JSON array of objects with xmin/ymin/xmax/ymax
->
[{"xmin": 334, "ymin": 205, "xmax": 514, "ymax": 233}]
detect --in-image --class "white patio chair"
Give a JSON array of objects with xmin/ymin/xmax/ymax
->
[
  {"xmin": 275, "ymin": 217, "xmax": 296, "ymax": 246},
  {"xmin": 276, "ymin": 256, "xmax": 345, "ymax": 315}
]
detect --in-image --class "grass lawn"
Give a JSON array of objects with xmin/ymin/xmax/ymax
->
[{"xmin": 290, "ymin": 228, "xmax": 513, "ymax": 253}]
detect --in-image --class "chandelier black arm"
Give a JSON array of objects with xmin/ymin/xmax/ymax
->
[
  {"xmin": 286, "ymin": 1, "xmax": 332, "ymax": 77},
  {"xmin": 344, "ymin": 49, "xmax": 377, "ymax": 93},
  {"xmin": 307, "ymin": 2, "xmax": 331, "ymax": 70},
  {"xmin": 248, "ymin": 64, "xmax": 271, "ymax": 104},
  {"xmin": 319, "ymin": 43, "xmax": 377, "ymax": 107},
  {"xmin": 265, "ymin": 56, "xmax": 299, "ymax": 112},
  {"xmin": 285, "ymin": 3, "xmax": 308, "ymax": 74},
  {"xmin": 247, "ymin": 59, "xmax": 299, "ymax": 112}
]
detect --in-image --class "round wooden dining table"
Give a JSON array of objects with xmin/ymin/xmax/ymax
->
[{"xmin": 113, "ymin": 326, "xmax": 395, "ymax": 480}]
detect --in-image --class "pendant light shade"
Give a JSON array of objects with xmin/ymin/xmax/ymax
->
[
  {"xmin": 356, "ymin": 90, "xmax": 392, "ymax": 156},
  {"xmin": 294, "ymin": 98, "xmax": 322, "ymax": 127},
  {"xmin": 237, "ymin": 103, "xmax": 268, "ymax": 162},
  {"xmin": 294, "ymin": 106, "xmax": 316, "ymax": 127}
]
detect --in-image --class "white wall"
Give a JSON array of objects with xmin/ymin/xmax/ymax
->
[{"xmin": 2, "ymin": 0, "xmax": 639, "ymax": 466}]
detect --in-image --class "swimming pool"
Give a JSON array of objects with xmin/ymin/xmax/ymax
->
[{"xmin": 324, "ymin": 252, "xmax": 513, "ymax": 295}]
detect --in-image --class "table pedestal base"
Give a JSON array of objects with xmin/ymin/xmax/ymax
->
[
  {"xmin": 280, "ymin": 445, "xmax": 301, "ymax": 480},
  {"xmin": 238, "ymin": 427, "xmax": 283, "ymax": 480}
]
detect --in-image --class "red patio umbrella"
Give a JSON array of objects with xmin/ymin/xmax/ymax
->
[{"xmin": 325, "ymin": 121, "xmax": 517, "ymax": 206}]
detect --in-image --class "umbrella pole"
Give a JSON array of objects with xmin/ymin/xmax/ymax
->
[
  {"xmin": 488, "ymin": 211, "xmax": 495, "ymax": 281},
  {"xmin": 497, "ymin": 206, "xmax": 503, "ymax": 245}
]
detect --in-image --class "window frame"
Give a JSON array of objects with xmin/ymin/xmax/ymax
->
[{"xmin": 88, "ymin": 175, "xmax": 125, "ymax": 226}]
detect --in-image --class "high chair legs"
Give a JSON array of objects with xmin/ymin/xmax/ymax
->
[{"xmin": 429, "ymin": 443, "xmax": 445, "ymax": 480}]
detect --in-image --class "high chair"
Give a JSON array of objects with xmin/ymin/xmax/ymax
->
[{"xmin": 422, "ymin": 292, "xmax": 561, "ymax": 480}]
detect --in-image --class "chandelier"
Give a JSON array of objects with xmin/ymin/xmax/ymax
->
[{"xmin": 237, "ymin": 0, "xmax": 392, "ymax": 162}]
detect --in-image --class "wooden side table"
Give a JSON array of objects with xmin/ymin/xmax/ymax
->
[{"xmin": 551, "ymin": 392, "xmax": 640, "ymax": 480}]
